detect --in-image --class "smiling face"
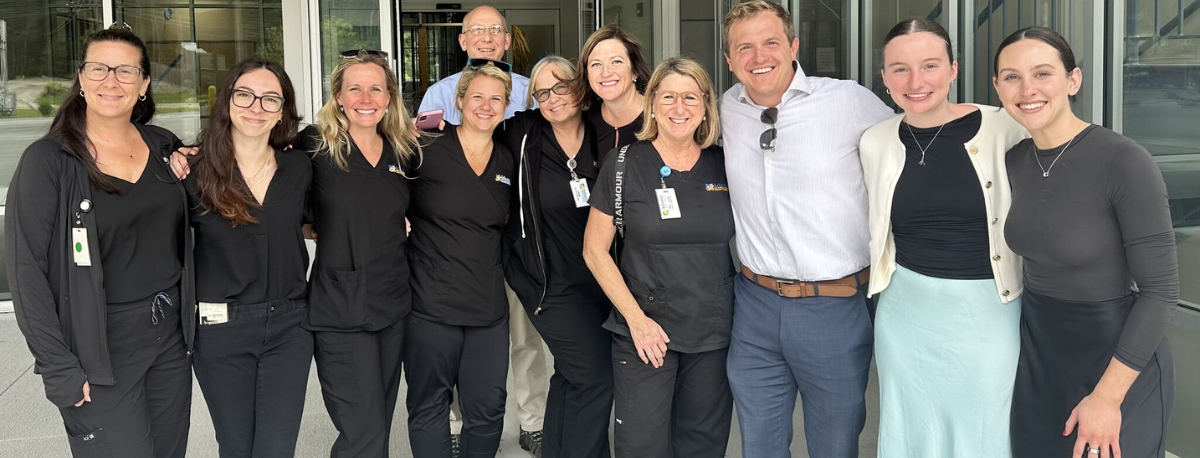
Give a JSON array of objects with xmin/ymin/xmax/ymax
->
[
  {"xmin": 228, "ymin": 68, "xmax": 283, "ymax": 140},
  {"xmin": 335, "ymin": 63, "xmax": 391, "ymax": 131},
  {"xmin": 881, "ymin": 32, "xmax": 957, "ymax": 116},
  {"xmin": 458, "ymin": 6, "xmax": 509, "ymax": 61},
  {"xmin": 652, "ymin": 73, "xmax": 706, "ymax": 145},
  {"xmin": 80, "ymin": 41, "xmax": 149, "ymax": 120},
  {"xmin": 587, "ymin": 39, "xmax": 637, "ymax": 102},
  {"xmin": 458, "ymin": 75, "xmax": 507, "ymax": 132},
  {"xmin": 724, "ymin": 12, "xmax": 799, "ymax": 107},
  {"xmin": 993, "ymin": 38, "xmax": 1082, "ymax": 133},
  {"xmin": 534, "ymin": 64, "xmax": 579, "ymax": 124}
]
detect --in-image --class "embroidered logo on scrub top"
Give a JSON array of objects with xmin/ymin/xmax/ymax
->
[
  {"xmin": 705, "ymin": 183, "xmax": 729, "ymax": 192},
  {"xmin": 494, "ymin": 174, "xmax": 512, "ymax": 186},
  {"xmin": 387, "ymin": 164, "xmax": 407, "ymax": 177}
]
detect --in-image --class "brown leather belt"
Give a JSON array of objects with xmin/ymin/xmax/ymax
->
[{"xmin": 741, "ymin": 266, "xmax": 869, "ymax": 298}]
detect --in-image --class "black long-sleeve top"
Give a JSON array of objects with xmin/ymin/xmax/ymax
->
[
  {"xmin": 1006, "ymin": 125, "xmax": 1179, "ymax": 371},
  {"xmin": 187, "ymin": 147, "xmax": 312, "ymax": 305},
  {"xmin": 5, "ymin": 124, "xmax": 195, "ymax": 407}
]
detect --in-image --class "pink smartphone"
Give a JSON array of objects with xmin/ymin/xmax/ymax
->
[{"xmin": 415, "ymin": 109, "xmax": 443, "ymax": 130}]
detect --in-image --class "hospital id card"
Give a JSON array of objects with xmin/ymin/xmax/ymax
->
[
  {"xmin": 199, "ymin": 302, "xmax": 230, "ymax": 325},
  {"xmin": 570, "ymin": 178, "xmax": 591, "ymax": 208},
  {"xmin": 655, "ymin": 188, "xmax": 681, "ymax": 219}
]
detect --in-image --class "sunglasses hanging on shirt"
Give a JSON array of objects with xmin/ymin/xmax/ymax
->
[
  {"xmin": 466, "ymin": 57, "xmax": 513, "ymax": 74},
  {"xmin": 760, "ymin": 107, "xmax": 778, "ymax": 151}
]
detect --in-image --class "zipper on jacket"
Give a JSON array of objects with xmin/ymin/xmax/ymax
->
[{"xmin": 522, "ymin": 141, "xmax": 548, "ymax": 314}]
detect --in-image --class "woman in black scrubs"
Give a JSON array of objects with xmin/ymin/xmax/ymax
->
[
  {"xmin": 500, "ymin": 55, "xmax": 613, "ymax": 458},
  {"xmin": 186, "ymin": 57, "xmax": 311, "ymax": 458},
  {"xmin": 583, "ymin": 57, "xmax": 735, "ymax": 458},
  {"xmin": 994, "ymin": 27, "xmax": 1177, "ymax": 458},
  {"xmin": 6, "ymin": 26, "xmax": 194, "ymax": 458},
  {"xmin": 577, "ymin": 24, "xmax": 651, "ymax": 160},
  {"xmin": 404, "ymin": 62, "xmax": 516, "ymax": 458},
  {"xmin": 298, "ymin": 50, "xmax": 422, "ymax": 457}
]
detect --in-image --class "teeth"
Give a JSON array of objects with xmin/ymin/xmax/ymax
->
[
  {"xmin": 355, "ymin": 109, "xmax": 377, "ymax": 114},
  {"xmin": 1019, "ymin": 102, "xmax": 1046, "ymax": 110},
  {"xmin": 907, "ymin": 93, "xmax": 931, "ymax": 99},
  {"xmin": 600, "ymin": 81, "xmax": 617, "ymax": 86},
  {"xmin": 751, "ymin": 67, "xmax": 774, "ymax": 74},
  {"xmin": 669, "ymin": 118, "xmax": 687, "ymax": 124}
]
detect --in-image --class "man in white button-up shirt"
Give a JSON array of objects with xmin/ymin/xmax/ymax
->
[{"xmin": 718, "ymin": 2, "xmax": 893, "ymax": 457}]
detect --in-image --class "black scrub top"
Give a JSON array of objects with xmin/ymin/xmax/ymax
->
[
  {"xmin": 91, "ymin": 153, "xmax": 184, "ymax": 306},
  {"xmin": 187, "ymin": 148, "xmax": 312, "ymax": 306},
  {"xmin": 589, "ymin": 140, "xmax": 736, "ymax": 353},
  {"xmin": 299, "ymin": 125, "xmax": 413, "ymax": 332},
  {"xmin": 408, "ymin": 127, "xmax": 516, "ymax": 327},
  {"xmin": 535, "ymin": 121, "xmax": 605, "ymax": 303},
  {"xmin": 587, "ymin": 104, "xmax": 643, "ymax": 165}
]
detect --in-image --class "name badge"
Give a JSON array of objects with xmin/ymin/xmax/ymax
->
[
  {"xmin": 655, "ymin": 188, "xmax": 681, "ymax": 219},
  {"xmin": 570, "ymin": 178, "xmax": 591, "ymax": 208},
  {"xmin": 199, "ymin": 302, "xmax": 230, "ymax": 325},
  {"xmin": 71, "ymin": 228, "xmax": 91, "ymax": 266}
]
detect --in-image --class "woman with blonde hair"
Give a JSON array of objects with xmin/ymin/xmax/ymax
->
[
  {"xmin": 403, "ymin": 62, "xmax": 517, "ymax": 458},
  {"xmin": 583, "ymin": 57, "xmax": 733, "ymax": 458},
  {"xmin": 500, "ymin": 54, "xmax": 613, "ymax": 458},
  {"xmin": 296, "ymin": 49, "xmax": 423, "ymax": 457}
]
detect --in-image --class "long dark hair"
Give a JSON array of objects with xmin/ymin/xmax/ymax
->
[
  {"xmin": 45, "ymin": 26, "xmax": 155, "ymax": 194},
  {"xmin": 192, "ymin": 57, "xmax": 300, "ymax": 226}
]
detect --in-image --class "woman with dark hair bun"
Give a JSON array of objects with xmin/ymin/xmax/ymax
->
[
  {"xmin": 859, "ymin": 18, "xmax": 1028, "ymax": 458},
  {"xmin": 5, "ymin": 24, "xmax": 194, "ymax": 458},
  {"xmin": 186, "ymin": 57, "xmax": 312, "ymax": 458},
  {"xmin": 995, "ymin": 26, "xmax": 1177, "ymax": 458}
]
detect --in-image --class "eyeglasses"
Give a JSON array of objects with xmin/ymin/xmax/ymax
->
[
  {"xmin": 655, "ymin": 91, "xmax": 705, "ymax": 107},
  {"xmin": 760, "ymin": 107, "xmax": 778, "ymax": 150},
  {"xmin": 532, "ymin": 82, "xmax": 571, "ymax": 102},
  {"xmin": 79, "ymin": 62, "xmax": 144, "ymax": 84},
  {"xmin": 339, "ymin": 49, "xmax": 389, "ymax": 60},
  {"xmin": 464, "ymin": 25, "xmax": 506, "ymax": 36},
  {"xmin": 231, "ymin": 89, "xmax": 285, "ymax": 113},
  {"xmin": 466, "ymin": 57, "xmax": 512, "ymax": 73}
]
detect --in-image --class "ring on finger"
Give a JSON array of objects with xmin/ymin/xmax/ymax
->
[{"xmin": 1088, "ymin": 448, "xmax": 1100, "ymax": 455}]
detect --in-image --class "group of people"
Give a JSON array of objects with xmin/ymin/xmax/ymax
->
[{"xmin": 5, "ymin": 2, "xmax": 1177, "ymax": 458}]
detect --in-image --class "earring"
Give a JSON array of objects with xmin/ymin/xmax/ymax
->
[
  {"xmin": 79, "ymin": 90, "xmax": 85, "ymax": 97},
  {"xmin": 139, "ymin": 93, "xmax": 146, "ymax": 101},
  {"xmin": 385, "ymin": 108, "xmax": 390, "ymax": 114},
  {"xmin": 651, "ymin": 113, "xmax": 655, "ymax": 119},
  {"xmin": 277, "ymin": 119, "xmax": 283, "ymax": 125},
  {"xmin": 703, "ymin": 116, "xmax": 707, "ymax": 121},
  {"xmin": 339, "ymin": 106, "xmax": 344, "ymax": 112},
  {"xmin": 886, "ymin": 88, "xmax": 891, "ymax": 95}
]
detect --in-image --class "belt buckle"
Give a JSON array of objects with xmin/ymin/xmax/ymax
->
[{"xmin": 774, "ymin": 279, "xmax": 795, "ymax": 297}]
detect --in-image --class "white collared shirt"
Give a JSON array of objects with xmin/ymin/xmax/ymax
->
[
  {"xmin": 418, "ymin": 70, "xmax": 534, "ymax": 125},
  {"xmin": 719, "ymin": 64, "xmax": 894, "ymax": 281}
]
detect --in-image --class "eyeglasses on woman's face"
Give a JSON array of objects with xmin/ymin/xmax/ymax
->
[
  {"xmin": 533, "ymin": 82, "xmax": 571, "ymax": 102},
  {"xmin": 231, "ymin": 89, "xmax": 285, "ymax": 113},
  {"xmin": 79, "ymin": 62, "xmax": 144, "ymax": 84}
]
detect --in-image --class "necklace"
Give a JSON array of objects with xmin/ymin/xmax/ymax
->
[
  {"xmin": 905, "ymin": 121, "xmax": 945, "ymax": 166},
  {"xmin": 241, "ymin": 155, "xmax": 273, "ymax": 187},
  {"xmin": 1032, "ymin": 132, "xmax": 1079, "ymax": 178}
]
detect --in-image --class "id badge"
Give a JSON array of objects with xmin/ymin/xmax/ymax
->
[
  {"xmin": 655, "ymin": 188, "xmax": 682, "ymax": 219},
  {"xmin": 71, "ymin": 228, "xmax": 91, "ymax": 266},
  {"xmin": 570, "ymin": 178, "xmax": 591, "ymax": 208},
  {"xmin": 199, "ymin": 302, "xmax": 230, "ymax": 325}
]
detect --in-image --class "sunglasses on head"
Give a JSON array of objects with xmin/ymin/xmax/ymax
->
[
  {"xmin": 466, "ymin": 57, "xmax": 512, "ymax": 74},
  {"xmin": 340, "ymin": 49, "xmax": 389, "ymax": 60},
  {"xmin": 760, "ymin": 107, "xmax": 778, "ymax": 151}
]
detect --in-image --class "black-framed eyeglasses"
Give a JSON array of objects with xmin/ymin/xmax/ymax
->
[
  {"xmin": 466, "ymin": 57, "xmax": 512, "ymax": 73},
  {"xmin": 79, "ymin": 62, "xmax": 144, "ymax": 84},
  {"xmin": 532, "ymin": 82, "xmax": 571, "ymax": 102},
  {"xmin": 231, "ymin": 89, "xmax": 285, "ymax": 113},
  {"xmin": 463, "ymin": 25, "xmax": 506, "ymax": 36},
  {"xmin": 760, "ymin": 107, "xmax": 778, "ymax": 150},
  {"xmin": 340, "ymin": 49, "xmax": 389, "ymax": 60}
]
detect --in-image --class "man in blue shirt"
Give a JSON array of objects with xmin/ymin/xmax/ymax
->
[
  {"xmin": 416, "ymin": 6, "xmax": 548, "ymax": 458},
  {"xmin": 417, "ymin": 5, "xmax": 535, "ymax": 124}
]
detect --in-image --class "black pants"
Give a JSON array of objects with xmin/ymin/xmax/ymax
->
[
  {"xmin": 193, "ymin": 298, "xmax": 314, "ymax": 458},
  {"xmin": 611, "ymin": 333, "xmax": 733, "ymax": 458},
  {"xmin": 313, "ymin": 318, "xmax": 405, "ymax": 458},
  {"xmin": 404, "ymin": 314, "xmax": 509, "ymax": 458},
  {"xmin": 59, "ymin": 290, "xmax": 192, "ymax": 458},
  {"xmin": 528, "ymin": 300, "xmax": 613, "ymax": 458}
]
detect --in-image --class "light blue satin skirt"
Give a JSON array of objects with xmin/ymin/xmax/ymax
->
[{"xmin": 875, "ymin": 265, "xmax": 1021, "ymax": 458}]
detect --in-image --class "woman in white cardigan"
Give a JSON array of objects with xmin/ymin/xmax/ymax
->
[{"xmin": 858, "ymin": 18, "xmax": 1028, "ymax": 458}]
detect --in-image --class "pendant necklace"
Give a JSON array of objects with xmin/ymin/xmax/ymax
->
[
  {"xmin": 1033, "ymin": 132, "xmax": 1079, "ymax": 178},
  {"xmin": 905, "ymin": 121, "xmax": 945, "ymax": 166}
]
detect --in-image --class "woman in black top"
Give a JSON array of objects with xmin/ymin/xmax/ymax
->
[
  {"xmin": 500, "ymin": 55, "xmax": 612, "ymax": 458},
  {"xmin": 995, "ymin": 28, "xmax": 1178, "ymax": 458},
  {"xmin": 577, "ymin": 24, "xmax": 650, "ymax": 161},
  {"xmin": 404, "ymin": 62, "xmax": 516, "ymax": 458},
  {"xmin": 5, "ymin": 26, "xmax": 194, "ymax": 458},
  {"xmin": 298, "ymin": 50, "xmax": 422, "ymax": 457},
  {"xmin": 185, "ymin": 57, "xmax": 311, "ymax": 458},
  {"xmin": 583, "ymin": 58, "xmax": 734, "ymax": 458}
]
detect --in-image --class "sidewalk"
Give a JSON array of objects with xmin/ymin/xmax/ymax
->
[{"xmin": 0, "ymin": 312, "xmax": 881, "ymax": 458}]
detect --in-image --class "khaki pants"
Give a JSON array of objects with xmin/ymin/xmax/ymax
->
[{"xmin": 451, "ymin": 283, "xmax": 549, "ymax": 433}]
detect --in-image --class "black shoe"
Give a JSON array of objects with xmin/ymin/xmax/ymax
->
[
  {"xmin": 451, "ymin": 433, "xmax": 461, "ymax": 458},
  {"xmin": 519, "ymin": 429, "xmax": 542, "ymax": 457}
]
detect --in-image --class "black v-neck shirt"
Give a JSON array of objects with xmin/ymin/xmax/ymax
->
[
  {"xmin": 187, "ymin": 148, "xmax": 312, "ymax": 305},
  {"xmin": 408, "ymin": 127, "xmax": 516, "ymax": 326},
  {"xmin": 300, "ymin": 125, "xmax": 413, "ymax": 331},
  {"xmin": 535, "ymin": 120, "xmax": 604, "ymax": 302},
  {"xmin": 91, "ymin": 152, "xmax": 184, "ymax": 305}
]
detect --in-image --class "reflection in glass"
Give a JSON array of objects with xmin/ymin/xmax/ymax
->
[
  {"xmin": 320, "ymin": 0, "xmax": 381, "ymax": 102},
  {"xmin": 865, "ymin": 0, "xmax": 945, "ymax": 109}
]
